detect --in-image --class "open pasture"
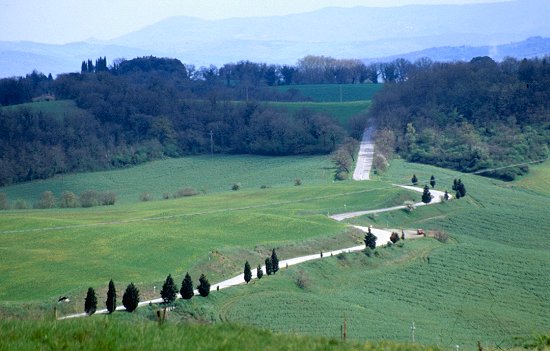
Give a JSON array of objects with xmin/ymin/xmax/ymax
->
[
  {"xmin": 0, "ymin": 154, "xmax": 334, "ymax": 205},
  {"xmin": 0, "ymin": 180, "xmax": 413, "ymax": 306},
  {"xmin": 275, "ymin": 84, "xmax": 382, "ymax": 102},
  {"xmin": 268, "ymin": 101, "xmax": 371, "ymax": 125},
  {"xmin": 195, "ymin": 160, "xmax": 550, "ymax": 349}
]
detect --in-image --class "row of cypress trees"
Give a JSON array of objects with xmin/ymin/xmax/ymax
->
[
  {"xmin": 83, "ymin": 273, "xmax": 211, "ymax": 315},
  {"xmin": 244, "ymin": 249, "xmax": 279, "ymax": 284}
]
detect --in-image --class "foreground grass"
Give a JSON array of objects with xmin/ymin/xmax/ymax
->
[
  {"xmin": 0, "ymin": 154, "xmax": 334, "ymax": 205},
  {"xmin": 0, "ymin": 318, "xmax": 445, "ymax": 351}
]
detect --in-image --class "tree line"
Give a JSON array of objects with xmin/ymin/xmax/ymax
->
[
  {"xmin": 0, "ymin": 56, "xmax": 351, "ymax": 186},
  {"xmin": 370, "ymin": 56, "xmax": 550, "ymax": 180}
]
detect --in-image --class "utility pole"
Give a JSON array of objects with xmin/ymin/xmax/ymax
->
[
  {"xmin": 410, "ymin": 321, "xmax": 416, "ymax": 343},
  {"xmin": 209, "ymin": 130, "xmax": 214, "ymax": 156}
]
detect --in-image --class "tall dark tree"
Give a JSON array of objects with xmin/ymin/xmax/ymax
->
[
  {"xmin": 244, "ymin": 261, "xmax": 252, "ymax": 284},
  {"xmin": 265, "ymin": 257, "xmax": 273, "ymax": 276},
  {"xmin": 81, "ymin": 61, "xmax": 88, "ymax": 73},
  {"xmin": 160, "ymin": 274, "xmax": 178, "ymax": 304},
  {"xmin": 457, "ymin": 179, "xmax": 467, "ymax": 197},
  {"xmin": 197, "ymin": 274, "xmax": 210, "ymax": 297},
  {"xmin": 452, "ymin": 179, "xmax": 459, "ymax": 191},
  {"xmin": 422, "ymin": 185, "xmax": 432, "ymax": 204},
  {"xmin": 122, "ymin": 283, "xmax": 140, "ymax": 312},
  {"xmin": 411, "ymin": 174, "xmax": 418, "ymax": 185},
  {"xmin": 430, "ymin": 175, "xmax": 436, "ymax": 188},
  {"xmin": 180, "ymin": 272, "xmax": 194, "ymax": 300},
  {"xmin": 84, "ymin": 287, "xmax": 97, "ymax": 315},
  {"xmin": 105, "ymin": 279, "xmax": 116, "ymax": 314},
  {"xmin": 444, "ymin": 190, "xmax": 450, "ymax": 201},
  {"xmin": 271, "ymin": 249, "xmax": 279, "ymax": 274},
  {"xmin": 364, "ymin": 227, "xmax": 377, "ymax": 249},
  {"xmin": 257, "ymin": 264, "xmax": 263, "ymax": 279}
]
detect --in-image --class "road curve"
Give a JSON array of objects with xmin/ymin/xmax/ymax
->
[{"xmin": 352, "ymin": 126, "xmax": 375, "ymax": 180}]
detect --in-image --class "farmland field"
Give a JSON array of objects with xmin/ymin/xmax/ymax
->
[
  {"xmin": 268, "ymin": 101, "xmax": 371, "ymax": 125},
  {"xmin": 275, "ymin": 84, "xmax": 382, "ymax": 102},
  {"xmin": 0, "ymin": 154, "xmax": 334, "ymax": 205},
  {"xmin": 181, "ymin": 160, "xmax": 550, "ymax": 349},
  {"xmin": 0, "ymin": 99, "xmax": 88, "ymax": 120},
  {"xmin": 0, "ymin": 179, "xmax": 416, "ymax": 308}
]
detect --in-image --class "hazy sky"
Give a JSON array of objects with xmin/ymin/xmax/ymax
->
[{"xmin": 0, "ymin": 0, "xmax": 512, "ymax": 44}]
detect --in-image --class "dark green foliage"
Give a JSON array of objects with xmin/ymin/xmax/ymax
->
[
  {"xmin": 180, "ymin": 272, "xmax": 194, "ymax": 300},
  {"xmin": 422, "ymin": 185, "xmax": 432, "ymax": 204},
  {"xmin": 160, "ymin": 274, "xmax": 178, "ymax": 304},
  {"xmin": 430, "ymin": 175, "xmax": 436, "ymax": 188},
  {"xmin": 84, "ymin": 287, "xmax": 97, "ymax": 315},
  {"xmin": 369, "ymin": 57, "xmax": 550, "ymax": 180},
  {"xmin": 411, "ymin": 174, "xmax": 418, "ymax": 185},
  {"xmin": 271, "ymin": 249, "xmax": 279, "ymax": 274},
  {"xmin": 364, "ymin": 227, "xmax": 377, "ymax": 249},
  {"xmin": 453, "ymin": 179, "xmax": 467, "ymax": 198},
  {"xmin": 105, "ymin": 279, "xmax": 116, "ymax": 314},
  {"xmin": 244, "ymin": 261, "xmax": 252, "ymax": 284},
  {"xmin": 389, "ymin": 232, "xmax": 400, "ymax": 244},
  {"xmin": 444, "ymin": 190, "xmax": 450, "ymax": 201},
  {"xmin": 122, "ymin": 283, "xmax": 140, "ymax": 312},
  {"xmin": 265, "ymin": 257, "xmax": 273, "ymax": 276},
  {"xmin": 197, "ymin": 274, "xmax": 210, "ymax": 297},
  {"xmin": 79, "ymin": 191, "xmax": 99, "ymax": 208},
  {"xmin": 257, "ymin": 265, "xmax": 263, "ymax": 280}
]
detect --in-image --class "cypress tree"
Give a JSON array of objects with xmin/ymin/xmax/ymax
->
[
  {"xmin": 271, "ymin": 249, "xmax": 279, "ymax": 274},
  {"xmin": 265, "ymin": 257, "xmax": 273, "ymax": 276},
  {"xmin": 84, "ymin": 287, "xmax": 97, "ymax": 315},
  {"xmin": 452, "ymin": 179, "xmax": 458, "ymax": 191},
  {"xmin": 430, "ymin": 175, "xmax": 436, "ymax": 188},
  {"xmin": 457, "ymin": 179, "xmax": 467, "ymax": 197},
  {"xmin": 257, "ymin": 264, "xmax": 263, "ymax": 279},
  {"xmin": 422, "ymin": 185, "xmax": 432, "ymax": 204},
  {"xmin": 197, "ymin": 274, "xmax": 210, "ymax": 297},
  {"xmin": 444, "ymin": 190, "xmax": 450, "ymax": 201},
  {"xmin": 244, "ymin": 261, "xmax": 252, "ymax": 284},
  {"xmin": 122, "ymin": 283, "xmax": 140, "ymax": 312},
  {"xmin": 160, "ymin": 274, "xmax": 178, "ymax": 304},
  {"xmin": 180, "ymin": 272, "xmax": 194, "ymax": 300},
  {"xmin": 105, "ymin": 279, "xmax": 116, "ymax": 314},
  {"xmin": 411, "ymin": 174, "xmax": 418, "ymax": 185},
  {"xmin": 364, "ymin": 229, "xmax": 377, "ymax": 249}
]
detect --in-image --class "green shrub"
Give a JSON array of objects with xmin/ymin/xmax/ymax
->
[
  {"xmin": 139, "ymin": 192, "xmax": 153, "ymax": 202},
  {"xmin": 59, "ymin": 191, "xmax": 79, "ymax": 208},
  {"xmin": 174, "ymin": 187, "xmax": 199, "ymax": 198},
  {"xmin": 99, "ymin": 191, "xmax": 117, "ymax": 205},
  {"xmin": 0, "ymin": 192, "xmax": 9, "ymax": 210},
  {"xmin": 34, "ymin": 191, "xmax": 56, "ymax": 209},
  {"xmin": 13, "ymin": 199, "xmax": 27, "ymax": 209},
  {"xmin": 294, "ymin": 178, "xmax": 302, "ymax": 186},
  {"xmin": 79, "ymin": 190, "xmax": 99, "ymax": 208},
  {"xmin": 231, "ymin": 183, "xmax": 241, "ymax": 191}
]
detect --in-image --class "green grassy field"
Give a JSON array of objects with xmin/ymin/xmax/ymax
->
[
  {"xmin": 513, "ymin": 160, "xmax": 550, "ymax": 196},
  {"xmin": 276, "ymin": 84, "xmax": 383, "ymax": 102},
  {"xmin": 268, "ymin": 101, "xmax": 371, "ymax": 125},
  {"xmin": 173, "ymin": 160, "xmax": 550, "ymax": 349},
  {"xmin": 0, "ymin": 100, "xmax": 88, "ymax": 120},
  {"xmin": 0, "ymin": 318, "xmax": 448, "ymax": 351},
  {"xmin": 0, "ymin": 179, "xmax": 415, "ymax": 307},
  {"xmin": 0, "ymin": 154, "xmax": 335, "ymax": 205}
]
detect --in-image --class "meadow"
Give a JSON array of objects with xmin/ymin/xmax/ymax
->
[
  {"xmin": 174, "ymin": 160, "xmax": 550, "ymax": 349},
  {"xmin": 275, "ymin": 84, "xmax": 383, "ymax": 102},
  {"xmin": 0, "ymin": 99, "xmax": 87, "ymax": 120},
  {"xmin": 0, "ymin": 176, "xmax": 415, "ymax": 308},
  {"xmin": 268, "ymin": 101, "xmax": 371, "ymax": 125},
  {"xmin": 0, "ymin": 154, "xmax": 335, "ymax": 205}
]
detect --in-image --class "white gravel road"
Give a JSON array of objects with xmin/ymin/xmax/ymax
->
[{"xmin": 352, "ymin": 126, "xmax": 375, "ymax": 180}]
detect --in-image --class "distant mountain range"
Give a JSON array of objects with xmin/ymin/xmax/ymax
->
[{"xmin": 1, "ymin": 0, "xmax": 550, "ymax": 78}]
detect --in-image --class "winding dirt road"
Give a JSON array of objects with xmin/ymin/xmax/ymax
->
[{"xmin": 59, "ymin": 127, "xmax": 449, "ymax": 319}]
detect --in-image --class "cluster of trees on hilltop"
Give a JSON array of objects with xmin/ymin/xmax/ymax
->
[{"xmin": 370, "ymin": 56, "xmax": 550, "ymax": 180}]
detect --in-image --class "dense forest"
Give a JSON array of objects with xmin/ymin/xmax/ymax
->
[{"xmin": 370, "ymin": 56, "xmax": 550, "ymax": 180}]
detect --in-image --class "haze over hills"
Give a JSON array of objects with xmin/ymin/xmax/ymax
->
[{"xmin": 1, "ymin": 0, "xmax": 550, "ymax": 78}]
